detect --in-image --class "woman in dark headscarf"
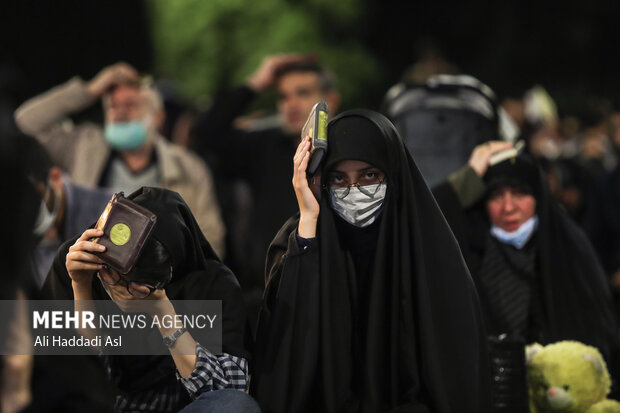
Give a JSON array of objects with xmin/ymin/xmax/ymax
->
[
  {"xmin": 432, "ymin": 142, "xmax": 620, "ymax": 404},
  {"xmin": 251, "ymin": 109, "xmax": 491, "ymax": 413},
  {"xmin": 43, "ymin": 187, "xmax": 259, "ymax": 413}
]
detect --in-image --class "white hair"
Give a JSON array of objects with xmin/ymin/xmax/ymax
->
[{"xmin": 102, "ymin": 83, "xmax": 163, "ymax": 115}]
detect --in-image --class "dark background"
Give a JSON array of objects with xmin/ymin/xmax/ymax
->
[{"xmin": 1, "ymin": 0, "xmax": 619, "ymax": 116}]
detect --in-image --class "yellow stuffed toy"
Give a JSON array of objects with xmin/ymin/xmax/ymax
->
[{"xmin": 527, "ymin": 341, "xmax": 620, "ymax": 413}]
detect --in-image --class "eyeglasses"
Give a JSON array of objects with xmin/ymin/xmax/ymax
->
[
  {"xmin": 325, "ymin": 178, "xmax": 386, "ymax": 200},
  {"xmin": 99, "ymin": 266, "xmax": 172, "ymax": 299}
]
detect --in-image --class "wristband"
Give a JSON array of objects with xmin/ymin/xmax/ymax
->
[{"xmin": 162, "ymin": 327, "xmax": 187, "ymax": 348}]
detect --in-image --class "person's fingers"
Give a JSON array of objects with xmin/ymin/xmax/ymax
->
[
  {"xmin": 274, "ymin": 54, "xmax": 313, "ymax": 67},
  {"xmin": 67, "ymin": 262, "xmax": 103, "ymax": 272},
  {"xmin": 116, "ymin": 62, "xmax": 138, "ymax": 75},
  {"xmin": 293, "ymin": 138, "xmax": 311, "ymax": 169},
  {"xmin": 67, "ymin": 250, "xmax": 104, "ymax": 264},
  {"xmin": 77, "ymin": 228, "xmax": 104, "ymax": 242},
  {"xmin": 296, "ymin": 136, "xmax": 311, "ymax": 154},
  {"xmin": 108, "ymin": 284, "xmax": 133, "ymax": 301},
  {"xmin": 294, "ymin": 138, "xmax": 307, "ymax": 161},
  {"xmin": 472, "ymin": 141, "xmax": 512, "ymax": 161},
  {"xmin": 109, "ymin": 62, "xmax": 137, "ymax": 77},
  {"xmin": 299, "ymin": 149, "xmax": 311, "ymax": 173},
  {"xmin": 70, "ymin": 240, "xmax": 106, "ymax": 254},
  {"xmin": 296, "ymin": 152, "xmax": 311, "ymax": 189},
  {"xmin": 269, "ymin": 54, "xmax": 301, "ymax": 65},
  {"xmin": 298, "ymin": 153, "xmax": 312, "ymax": 190},
  {"xmin": 294, "ymin": 140, "xmax": 312, "ymax": 178},
  {"xmin": 486, "ymin": 141, "xmax": 513, "ymax": 154}
]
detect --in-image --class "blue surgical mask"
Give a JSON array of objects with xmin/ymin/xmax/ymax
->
[
  {"xmin": 491, "ymin": 215, "xmax": 538, "ymax": 249},
  {"xmin": 104, "ymin": 121, "xmax": 147, "ymax": 151}
]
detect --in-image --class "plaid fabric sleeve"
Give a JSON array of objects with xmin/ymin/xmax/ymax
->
[{"xmin": 177, "ymin": 342, "xmax": 249, "ymax": 399}]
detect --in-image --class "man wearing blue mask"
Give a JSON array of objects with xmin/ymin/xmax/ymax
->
[
  {"xmin": 14, "ymin": 63, "xmax": 225, "ymax": 257},
  {"xmin": 433, "ymin": 141, "xmax": 620, "ymax": 408},
  {"xmin": 20, "ymin": 135, "xmax": 113, "ymax": 288}
]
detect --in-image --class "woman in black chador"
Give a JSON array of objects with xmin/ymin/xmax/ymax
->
[
  {"xmin": 251, "ymin": 110, "xmax": 491, "ymax": 413},
  {"xmin": 43, "ymin": 187, "xmax": 258, "ymax": 413},
  {"xmin": 432, "ymin": 142, "xmax": 620, "ymax": 405}
]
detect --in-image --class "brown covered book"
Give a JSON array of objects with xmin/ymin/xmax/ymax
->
[{"xmin": 91, "ymin": 193, "xmax": 157, "ymax": 274}]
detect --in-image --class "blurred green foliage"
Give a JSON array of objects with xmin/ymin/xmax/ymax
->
[{"xmin": 149, "ymin": 0, "xmax": 383, "ymax": 111}]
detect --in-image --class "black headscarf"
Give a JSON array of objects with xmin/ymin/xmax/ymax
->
[
  {"xmin": 483, "ymin": 155, "xmax": 542, "ymax": 200},
  {"xmin": 252, "ymin": 110, "xmax": 491, "ymax": 412},
  {"xmin": 43, "ymin": 187, "xmax": 248, "ymax": 396}
]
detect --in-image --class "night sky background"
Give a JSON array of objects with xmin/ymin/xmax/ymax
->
[{"xmin": 1, "ymin": 0, "xmax": 619, "ymax": 118}]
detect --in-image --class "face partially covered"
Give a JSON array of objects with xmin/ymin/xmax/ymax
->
[
  {"xmin": 326, "ymin": 160, "xmax": 385, "ymax": 192},
  {"xmin": 103, "ymin": 85, "xmax": 164, "ymax": 151},
  {"xmin": 486, "ymin": 186, "xmax": 537, "ymax": 232},
  {"xmin": 98, "ymin": 265, "xmax": 169, "ymax": 300},
  {"xmin": 325, "ymin": 160, "xmax": 387, "ymax": 227}
]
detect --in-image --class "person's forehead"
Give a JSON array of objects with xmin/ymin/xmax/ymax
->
[
  {"xmin": 108, "ymin": 85, "xmax": 144, "ymax": 102},
  {"xmin": 330, "ymin": 160, "xmax": 377, "ymax": 173},
  {"xmin": 488, "ymin": 185, "xmax": 535, "ymax": 198},
  {"xmin": 277, "ymin": 71, "xmax": 321, "ymax": 91}
]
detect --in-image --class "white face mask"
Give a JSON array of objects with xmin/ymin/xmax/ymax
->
[
  {"xmin": 33, "ymin": 186, "xmax": 60, "ymax": 237},
  {"xmin": 329, "ymin": 183, "xmax": 387, "ymax": 227},
  {"xmin": 491, "ymin": 215, "xmax": 539, "ymax": 249}
]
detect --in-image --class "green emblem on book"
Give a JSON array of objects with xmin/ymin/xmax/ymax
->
[{"xmin": 110, "ymin": 223, "xmax": 131, "ymax": 246}]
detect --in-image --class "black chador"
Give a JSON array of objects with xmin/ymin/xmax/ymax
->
[
  {"xmin": 433, "ymin": 154, "xmax": 620, "ymax": 393},
  {"xmin": 252, "ymin": 110, "xmax": 492, "ymax": 413}
]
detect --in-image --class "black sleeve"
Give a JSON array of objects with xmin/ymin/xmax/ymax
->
[
  {"xmin": 184, "ymin": 262, "xmax": 251, "ymax": 360},
  {"xmin": 191, "ymin": 86, "xmax": 261, "ymax": 179},
  {"xmin": 251, "ymin": 218, "xmax": 323, "ymax": 412},
  {"xmin": 605, "ymin": 170, "xmax": 620, "ymax": 273},
  {"xmin": 431, "ymin": 181, "xmax": 468, "ymax": 246},
  {"xmin": 192, "ymin": 86, "xmax": 257, "ymax": 144},
  {"xmin": 431, "ymin": 180, "xmax": 490, "ymax": 276}
]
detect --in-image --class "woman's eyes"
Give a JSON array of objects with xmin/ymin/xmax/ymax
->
[
  {"xmin": 328, "ymin": 171, "xmax": 383, "ymax": 185},
  {"xmin": 328, "ymin": 175, "xmax": 345, "ymax": 184},
  {"xmin": 360, "ymin": 171, "xmax": 382, "ymax": 182}
]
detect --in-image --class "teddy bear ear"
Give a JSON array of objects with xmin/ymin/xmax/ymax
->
[
  {"xmin": 526, "ymin": 343, "xmax": 543, "ymax": 364},
  {"xmin": 583, "ymin": 353, "xmax": 605, "ymax": 376}
]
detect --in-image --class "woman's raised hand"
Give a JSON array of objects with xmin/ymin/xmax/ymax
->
[
  {"xmin": 66, "ymin": 229, "xmax": 106, "ymax": 286},
  {"xmin": 293, "ymin": 136, "xmax": 320, "ymax": 238},
  {"xmin": 468, "ymin": 141, "xmax": 513, "ymax": 177}
]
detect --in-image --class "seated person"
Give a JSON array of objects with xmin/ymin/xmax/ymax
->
[
  {"xmin": 42, "ymin": 187, "xmax": 259, "ymax": 413},
  {"xmin": 251, "ymin": 110, "xmax": 491, "ymax": 412},
  {"xmin": 432, "ymin": 142, "xmax": 620, "ymax": 403}
]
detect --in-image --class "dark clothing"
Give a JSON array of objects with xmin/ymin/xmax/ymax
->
[
  {"xmin": 477, "ymin": 234, "xmax": 537, "ymax": 341},
  {"xmin": 192, "ymin": 86, "xmax": 298, "ymax": 293},
  {"xmin": 607, "ymin": 164, "xmax": 620, "ymax": 274},
  {"xmin": 24, "ymin": 355, "xmax": 116, "ymax": 413},
  {"xmin": 42, "ymin": 187, "xmax": 250, "ymax": 412},
  {"xmin": 544, "ymin": 157, "xmax": 617, "ymax": 272},
  {"xmin": 252, "ymin": 110, "xmax": 491, "ymax": 413},
  {"xmin": 432, "ymin": 163, "xmax": 620, "ymax": 388}
]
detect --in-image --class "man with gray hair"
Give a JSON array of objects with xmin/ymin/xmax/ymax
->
[{"xmin": 14, "ymin": 62, "xmax": 226, "ymax": 257}]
